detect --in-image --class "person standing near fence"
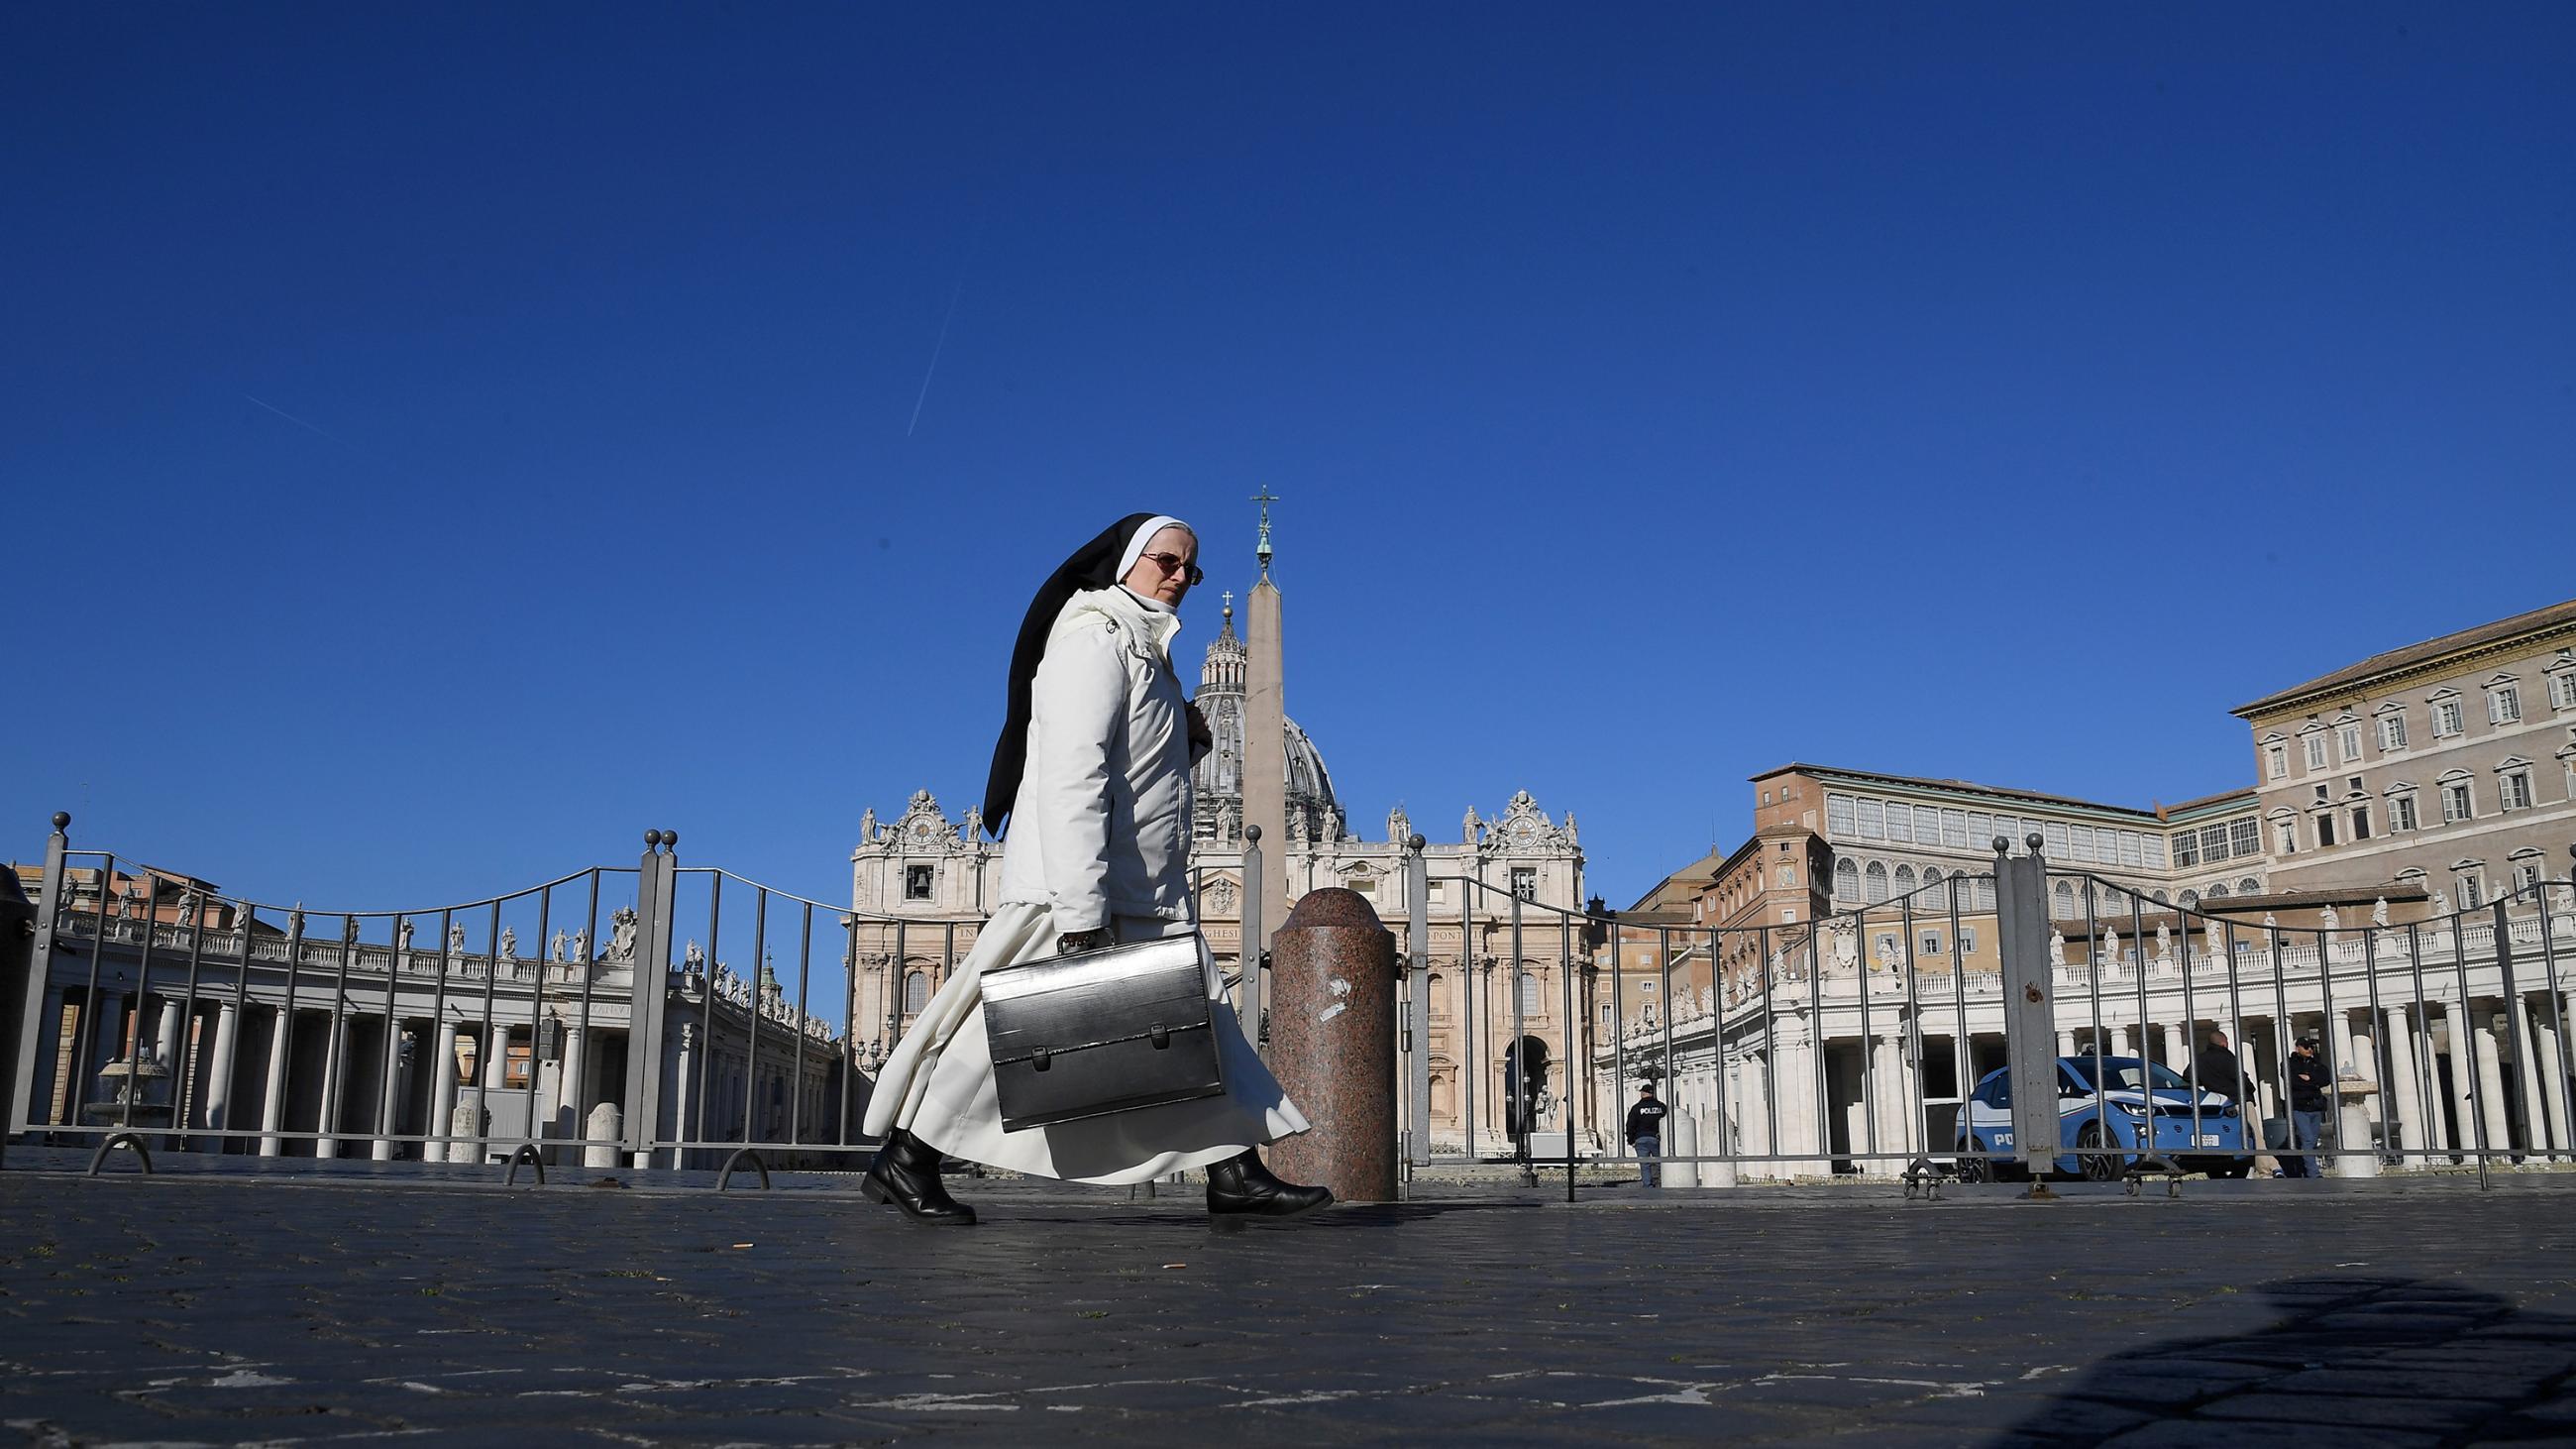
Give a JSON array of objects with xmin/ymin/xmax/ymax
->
[
  {"xmin": 858, "ymin": 513, "xmax": 1331, "ymax": 1225},
  {"xmin": 2283, "ymin": 1035, "xmax": 2329, "ymax": 1178},
  {"xmin": 1626, "ymin": 1083, "xmax": 1668, "ymax": 1187}
]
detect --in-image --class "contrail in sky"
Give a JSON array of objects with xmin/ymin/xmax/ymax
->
[
  {"xmin": 906, "ymin": 273, "xmax": 967, "ymax": 438},
  {"xmin": 906, "ymin": 226, "xmax": 983, "ymax": 439},
  {"xmin": 243, "ymin": 393, "xmax": 349, "ymax": 447}
]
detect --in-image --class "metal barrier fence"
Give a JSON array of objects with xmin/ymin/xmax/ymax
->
[
  {"xmin": 11, "ymin": 811, "xmax": 2572, "ymax": 1194},
  {"xmin": 1413, "ymin": 833, "xmax": 2576, "ymax": 1195}
]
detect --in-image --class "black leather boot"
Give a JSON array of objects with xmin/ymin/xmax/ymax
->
[
  {"xmin": 1206, "ymin": 1148, "xmax": 1333, "ymax": 1217},
  {"xmin": 861, "ymin": 1129, "xmax": 977, "ymax": 1225}
]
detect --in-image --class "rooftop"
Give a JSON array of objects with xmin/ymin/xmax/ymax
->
[
  {"xmin": 1755, "ymin": 762, "xmax": 2160, "ymax": 821},
  {"xmin": 2233, "ymin": 597, "xmax": 2576, "ymax": 719}
]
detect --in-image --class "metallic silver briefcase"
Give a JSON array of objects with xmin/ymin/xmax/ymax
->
[{"xmin": 982, "ymin": 933, "xmax": 1225, "ymax": 1132}]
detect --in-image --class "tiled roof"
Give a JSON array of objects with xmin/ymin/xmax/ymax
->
[{"xmin": 2233, "ymin": 598, "xmax": 2576, "ymax": 719}]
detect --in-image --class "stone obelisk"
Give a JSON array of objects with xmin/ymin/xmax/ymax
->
[{"xmin": 1240, "ymin": 490, "xmax": 1291, "ymax": 978}]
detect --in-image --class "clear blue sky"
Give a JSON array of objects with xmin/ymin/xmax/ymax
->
[{"xmin": 6, "ymin": 5, "xmax": 2570, "ymax": 914}]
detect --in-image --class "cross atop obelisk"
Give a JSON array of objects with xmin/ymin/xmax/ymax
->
[{"xmin": 1251, "ymin": 486, "xmax": 1278, "ymax": 578}]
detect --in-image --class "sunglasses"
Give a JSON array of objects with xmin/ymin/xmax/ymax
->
[{"xmin": 1137, "ymin": 551, "xmax": 1206, "ymax": 586}]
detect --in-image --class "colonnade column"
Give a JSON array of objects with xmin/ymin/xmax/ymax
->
[
  {"xmin": 1772, "ymin": 1021, "xmax": 1818, "ymax": 1173},
  {"xmin": 153, "ymin": 996, "xmax": 184, "ymax": 1067},
  {"xmin": 201, "ymin": 1003, "xmax": 240, "ymax": 1147},
  {"xmin": 375, "ymin": 1027, "xmax": 414, "ymax": 1162},
  {"xmin": 2536, "ymin": 1015, "xmax": 2571, "ymax": 1156},
  {"xmin": 2437, "ymin": 999, "xmax": 2476, "ymax": 1159},
  {"xmin": 2509, "ymin": 993, "xmax": 2553, "ymax": 1154},
  {"xmin": 557, "ymin": 1024, "xmax": 589, "ymax": 1146},
  {"xmin": 315, "ymin": 1011, "xmax": 352, "ymax": 1160},
  {"xmin": 2383, "ymin": 1005, "xmax": 2426, "ymax": 1166},
  {"xmin": 431, "ymin": 1028, "xmax": 463, "ymax": 1163},
  {"xmin": 258, "ymin": 1006, "xmax": 289, "ymax": 1157},
  {"xmin": 2475, "ymin": 1009, "xmax": 2513, "ymax": 1160},
  {"xmin": 1736, "ymin": 1052, "xmax": 1771, "ymax": 1179}
]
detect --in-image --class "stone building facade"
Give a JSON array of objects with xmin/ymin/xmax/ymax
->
[{"xmin": 2235, "ymin": 598, "xmax": 2576, "ymax": 909}]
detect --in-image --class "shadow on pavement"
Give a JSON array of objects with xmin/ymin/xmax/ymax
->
[{"xmin": 2001, "ymin": 1275, "xmax": 2576, "ymax": 1445}]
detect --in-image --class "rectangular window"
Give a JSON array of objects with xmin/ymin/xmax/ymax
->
[
  {"xmin": 503, "ymin": 1038, "xmax": 533, "ymax": 1090},
  {"xmin": 2045, "ymin": 821, "xmax": 2070, "ymax": 858},
  {"xmin": 2554, "ymin": 673, "xmax": 2576, "ymax": 711},
  {"xmin": 2144, "ymin": 834, "xmax": 2166, "ymax": 868},
  {"xmin": 2069, "ymin": 825, "xmax": 2095, "ymax": 863},
  {"xmin": 2276, "ymin": 819, "xmax": 2299, "ymax": 854},
  {"xmin": 1967, "ymin": 812, "xmax": 1993, "ymax": 847},
  {"xmin": 2229, "ymin": 819, "xmax": 2261, "ymax": 858},
  {"xmin": 2502, "ymin": 770, "xmax": 2533, "ymax": 810},
  {"xmin": 2196, "ymin": 824, "xmax": 2226, "ymax": 862},
  {"xmin": 1826, "ymin": 794, "xmax": 1856, "ymax": 836},
  {"xmin": 2316, "ymin": 813, "xmax": 2337, "ymax": 848},
  {"xmin": 2390, "ymin": 794, "xmax": 2417, "ymax": 832},
  {"xmin": 2340, "ymin": 724, "xmax": 2363, "ymax": 761},
  {"xmin": 1959, "ymin": 927, "xmax": 1978, "ymax": 953},
  {"xmin": 1857, "ymin": 799, "xmax": 1884, "ymax": 839},
  {"xmin": 1885, "ymin": 803, "xmax": 1913, "ymax": 843},
  {"xmin": 1511, "ymin": 867, "xmax": 1537, "ymax": 902},
  {"xmin": 2380, "ymin": 714, "xmax": 2409, "ymax": 751},
  {"xmin": 2266, "ymin": 744, "xmax": 2288, "ymax": 780},
  {"xmin": 2305, "ymin": 733, "xmax": 2328, "ymax": 770},
  {"xmin": 2516, "ymin": 861, "xmax": 2543, "ymax": 893},
  {"xmin": 2443, "ymin": 781, "xmax": 2473, "ymax": 824},
  {"xmin": 2492, "ymin": 686, "xmax": 2522, "ymax": 724},
  {"xmin": 2458, "ymin": 874, "xmax": 2484, "ymax": 911},
  {"xmin": 1919, "ymin": 931, "xmax": 1943, "ymax": 956},
  {"xmin": 905, "ymin": 864, "xmax": 934, "ymax": 901},
  {"xmin": 2117, "ymin": 832, "xmax": 2144, "ymax": 867},
  {"xmin": 2173, "ymin": 832, "xmax": 2200, "ymax": 868},
  {"xmin": 1941, "ymin": 810, "xmax": 1968, "ymax": 848},
  {"xmin": 2433, "ymin": 699, "xmax": 2464, "ymax": 737},
  {"xmin": 2350, "ymin": 806, "xmax": 2371, "ymax": 841}
]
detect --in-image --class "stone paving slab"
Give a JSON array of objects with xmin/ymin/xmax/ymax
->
[{"xmin": 1, "ymin": 1163, "xmax": 2574, "ymax": 1445}]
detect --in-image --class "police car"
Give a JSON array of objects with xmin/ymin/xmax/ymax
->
[{"xmin": 1955, "ymin": 1055, "xmax": 2253, "ymax": 1181}]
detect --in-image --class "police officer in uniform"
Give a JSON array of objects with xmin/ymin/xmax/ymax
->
[{"xmin": 1626, "ymin": 1083, "xmax": 1669, "ymax": 1187}]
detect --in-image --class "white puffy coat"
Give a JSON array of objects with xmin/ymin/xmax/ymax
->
[{"xmin": 995, "ymin": 586, "xmax": 1196, "ymax": 933}]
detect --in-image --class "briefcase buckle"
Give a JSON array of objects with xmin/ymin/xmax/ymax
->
[
  {"xmin": 1149, "ymin": 1024, "xmax": 1170, "ymax": 1050},
  {"xmin": 1031, "ymin": 1046, "xmax": 1051, "ymax": 1072}
]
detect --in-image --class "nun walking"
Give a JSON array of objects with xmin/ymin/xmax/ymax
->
[{"xmin": 860, "ymin": 513, "xmax": 1332, "ymax": 1225}]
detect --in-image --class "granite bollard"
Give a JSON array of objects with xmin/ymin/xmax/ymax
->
[{"xmin": 1264, "ymin": 887, "xmax": 1397, "ymax": 1202}]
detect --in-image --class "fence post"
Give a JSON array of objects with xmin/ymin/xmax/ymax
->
[
  {"xmin": 4, "ymin": 815, "xmax": 69, "ymax": 1167},
  {"xmin": 1992, "ymin": 835, "xmax": 2060, "ymax": 1188},
  {"xmin": 1405, "ymin": 834, "xmax": 1430, "ymax": 1170},
  {"xmin": 622, "ymin": 832, "xmax": 679, "ymax": 1169}
]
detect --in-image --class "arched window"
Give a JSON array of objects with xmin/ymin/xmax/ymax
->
[
  {"xmin": 1893, "ymin": 864, "xmax": 1917, "ymax": 896},
  {"xmin": 2205, "ymin": 883, "xmax": 2229, "ymax": 899},
  {"xmin": 2151, "ymin": 890, "xmax": 2170, "ymax": 905},
  {"xmin": 1974, "ymin": 876, "xmax": 1996, "ymax": 912},
  {"xmin": 2237, "ymin": 878, "xmax": 2260, "ymax": 897},
  {"xmin": 1921, "ymin": 866, "xmax": 1944, "ymax": 898},
  {"xmin": 2180, "ymin": 889, "xmax": 2200, "ymax": 910},
  {"xmin": 1427, "ymin": 972, "xmax": 1446, "ymax": 1018},
  {"xmin": 1518, "ymin": 971, "xmax": 1541, "ymax": 1015},
  {"xmin": 2094, "ymin": 882, "xmax": 2125, "ymax": 916},
  {"xmin": 2052, "ymin": 880, "xmax": 2077, "ymax": 919},
  {"xmin": 902, "ymin": 970, "xmax": 928, "ymax": 1014},
  {"xmin": 1865, "ymin": 861, "xmax": 1889, "ymax": 904},
  {"xmin": 1834, "ymin": 859, "xmax": 1860, "ymax": 902}
]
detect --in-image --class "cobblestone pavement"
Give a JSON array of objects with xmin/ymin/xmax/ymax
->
[{"xmin": 4, "ymin": 1158, "xmax": 2576, "ymax": 1446}]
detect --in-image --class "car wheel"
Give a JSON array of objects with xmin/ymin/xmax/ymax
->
[
  {"xmin": 1957, "ymin": 1140, "xmax": 1989, "ymax": 1183},
  {"xmin": 2077, "ymin": 1123, "xmax": 2121, "ymax": 1181}
]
